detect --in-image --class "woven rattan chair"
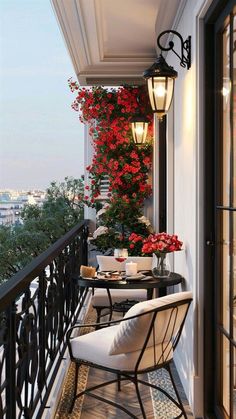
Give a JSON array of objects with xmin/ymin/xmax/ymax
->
[{"xmin": 66, "ymin": 291, "xmax": 192, "ymax": 418}]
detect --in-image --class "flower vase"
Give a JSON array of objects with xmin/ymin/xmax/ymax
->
[{"xmin": 152, "ymin": 254, "xmax": 171, "ymax": 278}]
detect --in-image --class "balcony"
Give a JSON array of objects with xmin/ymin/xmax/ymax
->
[
  {"xmin": 0, "ymin": 220, "xmax": 195, "ymax": 418},
  {"xmin": 1, "ymin": 0, "xmax": 235, "ymax": 416}
]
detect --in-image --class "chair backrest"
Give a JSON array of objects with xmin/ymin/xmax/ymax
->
[
  {"xmin": 109, "ymin": 291, "xmax": 192, "ymax": 363},
  {"xmin": 97, "ymin": 255, "xmax": 153, "ymax": 271}
]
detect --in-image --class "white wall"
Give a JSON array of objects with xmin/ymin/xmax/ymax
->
[{"xmin": 157, "ymin": 0, "xmax": 214, "ymax": 416}]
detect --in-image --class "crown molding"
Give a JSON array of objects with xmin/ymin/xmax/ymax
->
[{"xmin": 51, "ymin": 0, "xmax": 184, "ymax": 85}]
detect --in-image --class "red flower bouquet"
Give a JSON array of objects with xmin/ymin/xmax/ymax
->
[
  {"xmin": 141, "ymin": 232, "xmax": 183, "ymax": 278},
  {"xmin": 141, "ymin": 232, "xmax": 183, "ymax": 256}
]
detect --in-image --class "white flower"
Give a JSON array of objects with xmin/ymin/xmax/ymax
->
[
  {"xmin": 138, "ymin": 215, "xmax": 151, "ymax": 227},
  {"xmin": 96, "ymin": 203, "xmax": 110, "ymax": 219},
  {"xmin": 93, "ymin": 226, "xmax": 109, "ymax": 239}
]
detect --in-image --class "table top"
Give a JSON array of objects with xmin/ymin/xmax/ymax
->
[{"xmin": 77, "ymin": 272, "xmax": 183, "ymax": 290}]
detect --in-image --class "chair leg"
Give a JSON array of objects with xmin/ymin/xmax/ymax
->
[
  {"xmin": 68, "ymin": 361, "xmax": 80, "ymax": 414},
  {"xmin": 165, "ymin": 364, "xmax": 188, "ymax": 419},
  {"xmin": 134, "ymin": 374, "xmax": 146, "ymax": 419},
  {"xmin": 94, "ymin": 307, "xmax": 102, "ymax": 325},
  {"xmin": 117, "ymin": 373, "xmax": 121, "ymax": 391}
]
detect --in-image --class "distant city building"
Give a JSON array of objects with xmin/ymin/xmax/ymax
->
[{"xmin": 0, "ymin": 189, "xmax": 46, "ymax": 226}]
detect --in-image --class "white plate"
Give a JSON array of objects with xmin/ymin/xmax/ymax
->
[
  {"xmin": 125, "ymin": 273, "xmax": 146, "ymax": 280},
  {"xmin": 97, "ymin": 273, "xmax": 123, "ymax": 281}
]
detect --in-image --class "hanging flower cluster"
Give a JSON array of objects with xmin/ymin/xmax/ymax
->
[{"xmin": 69, "ymin": 81, "xmax": 154, "ymax": 254}]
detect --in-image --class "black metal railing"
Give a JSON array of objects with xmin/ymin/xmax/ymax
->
[{"xmin": 0, "ymin": 220, "xmax": 89, "ymax": 419}]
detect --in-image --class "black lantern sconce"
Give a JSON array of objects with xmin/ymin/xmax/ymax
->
[
  {"xmin": 130, "ymin": 95, "xmax": 149, "ymax": 145},
  {"xmin": 131, "ymin": 114, "xmax": 149, "ymax": 145},
  {"xmin": 143, "ymin": 30, "xmax": 191, "ymax": 120}
]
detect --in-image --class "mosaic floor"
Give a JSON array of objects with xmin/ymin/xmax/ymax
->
[{"xmin": 149, "ymin": 367, "xmax": 193, "ymax": 418}]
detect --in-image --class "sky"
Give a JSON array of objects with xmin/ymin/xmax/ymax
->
[{"xmin": 0, "ymin": 0, "xmax": 84, "ymax": 190}]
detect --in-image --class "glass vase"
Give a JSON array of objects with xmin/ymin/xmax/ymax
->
[{"xmin": 152, "ymin": 254, "xmax": 171, "ymax": 278}]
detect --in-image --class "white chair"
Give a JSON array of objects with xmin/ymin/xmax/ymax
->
[
  {"xmin": 96, "ymin": 255, "xmax": 153, "ymax": 272},
  {"xmin": 66, "ymin": 291, "xmax": 193, "ymax": 418},
  {"xmin": 93, "ymin": 256, "xmax": 153, "ymax": 322}
]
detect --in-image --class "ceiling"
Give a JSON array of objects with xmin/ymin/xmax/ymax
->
[{"xmin": 51, "ymin": 0, "xmax": 186, "ymax": 85}]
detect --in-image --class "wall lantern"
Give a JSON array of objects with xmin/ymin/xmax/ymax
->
[
  {"xmin": 131, "ymin": 114, "xmax": 149, "ymax": 145},
  {"xmin": 143, "ymin": 30, "xmax": 191, "ymax": 120}
]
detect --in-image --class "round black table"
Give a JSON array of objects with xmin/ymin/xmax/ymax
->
[
  {"xmin": 77, "ymin": 272, "xmax": 183, "ymax": 298},
  {"xmin": 77, "ymin": 272, "xmax": 184, "ymax": 321}
]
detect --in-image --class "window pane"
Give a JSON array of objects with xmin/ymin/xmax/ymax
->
[
  {"xmin": 234, "ymin": 346, "xmax": 236, "ymax": 418},
  {"xmin": 219, "ymin": 211, "xmax": 230, "ymax": 332},
  {"xmin": 234, "ymin": 211, "xmax": 236, "ymax": 340},
  {"xmin": 233, "ymin": 12, "xmax": 236, "ymax": 206},
  {"xmin": 221, "ymin": 24, "xmax": 231, "ymax": 207},
  {"xmin": 221, "ymin": 335, "xmax": 230, "ymax": 415}
]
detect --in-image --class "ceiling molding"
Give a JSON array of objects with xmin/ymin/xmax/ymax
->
[
  {"xmin": 51, "ymin": 0, "xmax": 92, "ymax": 73},
  {"xmin": 51, "ymin": 0, "xmax": 184, "ymax": 85},
  {"xmin": 73, "ymin": 0, "xmax": 92, "ymax": 65},
  {"xmin": 93, "ymin": 0, "xmax": 157, "ymax": 63},
  {"xmin": 94, "ymin": 0, "xmax": 105, "ymax": 62}
]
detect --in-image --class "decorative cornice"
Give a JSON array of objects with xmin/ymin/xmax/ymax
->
[{"xmin": 51, "ymin": 0, "xmax": 184, "ymax": 85}]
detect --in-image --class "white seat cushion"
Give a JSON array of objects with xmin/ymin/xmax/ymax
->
[
  {"xmin": 70, "ymin": 325, "xmax": 173, "ymax": 371},
  {"xmin": 92, "ymin": 289, "xmax": 147, "ymax": 307},
  {"xmin": 109, "ymin": 291, "xmax": 193, "ymax": 355}
]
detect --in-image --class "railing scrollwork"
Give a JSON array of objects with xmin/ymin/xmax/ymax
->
[{"xmin": 0, "ymin": 220, "xmax": 89, "ymax": 418}]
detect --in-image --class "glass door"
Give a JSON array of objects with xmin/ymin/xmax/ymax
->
[
  {"xmin": 204, "ymin": 1, "xmax": 236, "ymax": 417},
  {"xmin": 215, "ymin": 5, "xmax": 236, "ymax": 418}
]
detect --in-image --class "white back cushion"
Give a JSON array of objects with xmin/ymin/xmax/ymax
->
[{"xmin": 109, "ymin": 291, "xmax": 192, "ymax": 355}]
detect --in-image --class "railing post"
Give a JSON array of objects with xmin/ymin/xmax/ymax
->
[
  {"xmin": 6, "ymin": 302, "xmax": 17, "ymax": 419},
  {"xmin": 58, "ymin": 253, "xmax": 65, "ymax": 342},
  {"xmin": 37, "ymin": 272, "xmax": 46, "ymax": 394},
  {"xmin": 82, "ymin": 223, "xmax": 88, "ymax": 266}
]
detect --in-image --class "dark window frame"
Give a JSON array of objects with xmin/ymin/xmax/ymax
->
[{"xmin": 204, "ymin": 0, "xmax": 236, "ymax": 417}]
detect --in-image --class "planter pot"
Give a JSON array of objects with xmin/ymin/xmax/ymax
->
[{"xmin": 96, "ymin": 255, "xmax": 153, "ymax": 272}]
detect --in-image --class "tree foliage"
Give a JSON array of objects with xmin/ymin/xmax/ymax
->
[{"xmin": 0, "ymin": 177, "xmax": 84, "ymax": 284}]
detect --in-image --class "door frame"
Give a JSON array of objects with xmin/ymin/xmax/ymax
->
[{"xmin": 204, "ymin": 0, "xmax": 236, "ymax": 416}]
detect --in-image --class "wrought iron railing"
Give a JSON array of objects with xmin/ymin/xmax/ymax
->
[{"xmin": 0, "ymin": 220, "xmax": 89, "ymax": 419}]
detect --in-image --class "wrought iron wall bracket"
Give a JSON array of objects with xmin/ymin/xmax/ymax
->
[{"xmin": 157, "ymin": 30, "xmax": 191, "ymax": 70}]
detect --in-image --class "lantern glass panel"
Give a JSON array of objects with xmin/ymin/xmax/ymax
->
[
  {"xmin": 147, "ymin": 76, "xmax": 174, "ymax": 115},
  {"xmin": 132, "ymin": 121, "xmax": 148, "ymax": 144}
]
